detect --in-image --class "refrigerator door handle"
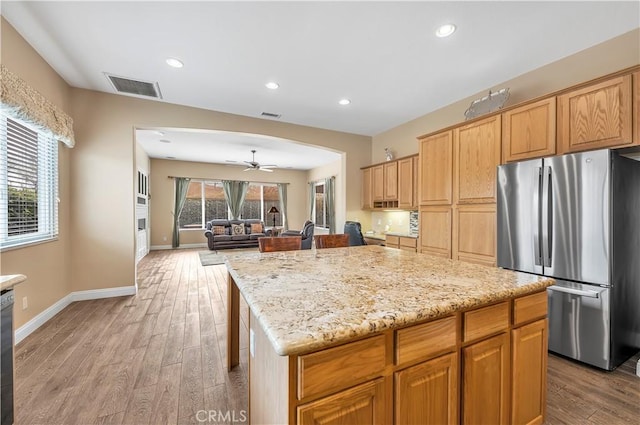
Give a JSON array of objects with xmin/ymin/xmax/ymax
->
[
  {"xmin": 547, "ymin": 285, "xmax": 600, "ymax": 298},
  {"xmin": 533, "ymin": 167, "xmax": 543, "ymax": 266},
  {"xmin": 542, "ymin": 166, "xmax": 552, "ymax": 267}
]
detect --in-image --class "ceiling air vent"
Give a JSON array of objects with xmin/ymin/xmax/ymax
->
[
  {"xmin": 261, "ymin": 112, "xmax": 281, "ymax": 119},
  {"xmin": 105, "ymin": 73, "xmax": 162, "ymax": 99}
]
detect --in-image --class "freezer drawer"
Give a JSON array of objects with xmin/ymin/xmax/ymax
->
[{"xmin": 547, "ymin": 281, "xmax": 612, "ymax": 370}]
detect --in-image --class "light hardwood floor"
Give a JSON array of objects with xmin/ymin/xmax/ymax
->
[{"xmin": 14, "ymin": 249, "xmax": 640, "ymax": 424}]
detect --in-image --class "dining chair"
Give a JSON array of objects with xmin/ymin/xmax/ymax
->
[
  {"xmin": 258, "ymin": 236, "xmax": 302, "ymax": 252},
  {"xmin": 314, "ymin": 234, "xmax": 350, "ymax": 249}
]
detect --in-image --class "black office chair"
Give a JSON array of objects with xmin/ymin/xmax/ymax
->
[{"xmin": 344, "ymin": 221, "xmax": 366, "ymax": 246}]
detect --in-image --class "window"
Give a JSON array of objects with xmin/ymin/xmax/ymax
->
[
  {"xmin": 178, "ymin": 180, "xmax": 281, "ymax": 229},
  {"xmin": 314, "ymin": 182, "xmax": 328, "ymax": 228},
  {"xmin": 0, "ymin": 112, "xmax": 59, "ymax": 249}
]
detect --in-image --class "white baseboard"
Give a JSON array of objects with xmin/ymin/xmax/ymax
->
[
  {"xmin": 15, "ymin": 285, "xmax": 137, "ymax": 344},
  {"xmin": 151, "ymin": 243, "xmax": 207, "ymax": 250}
]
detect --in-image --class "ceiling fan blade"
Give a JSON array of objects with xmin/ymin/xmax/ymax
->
[
  {"xmin": 260, "ymin": 164, "xmax": 277, "ymax": 168},
  {"xmin": 260, "ymin": 168, "xmax": 274, "ymax": 172},
  {"xmin": 243, "ymin": 167, "xmax": 253, "ymax": 171}
]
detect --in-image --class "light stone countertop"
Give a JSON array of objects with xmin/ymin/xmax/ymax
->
[
  {"xmin": 224, "ymin": 245, "xmax": 554, "ymax": 356},
  {"xmin": 1, "ymin": 274, "xmax": 26, "ymax": 291}
]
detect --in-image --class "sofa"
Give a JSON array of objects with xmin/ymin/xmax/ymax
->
[
  {"xmin": 281, "ymin": 220, "xmax": 315, "ymax": 250},
  {"xmin": 204, "ymin": 219, "xmax": 267, "ymax": 250}
]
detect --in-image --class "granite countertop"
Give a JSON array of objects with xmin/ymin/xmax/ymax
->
[
  {"xmin": 1, "ymin": 274, "xmax": 26, "ymax": 291},
  {"xmin": 224, "ymin": 245, "xmax": 553, "ymax": 356},
  {"xmin": 363, "ymin": 232, "xmax": 418, "ymax": 240}
]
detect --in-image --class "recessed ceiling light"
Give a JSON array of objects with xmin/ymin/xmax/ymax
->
[
  {"xmin": 166, "ymin": 58, "xmax": 184, "ymax": 68},
  {"xmin": 166, "ymin": 156, "xmax": 176, "ymax": 159},
  {"xmin": 338, "ymin": 98, "xmax": 351, "ymax": 106},
  {"xmin": 265, "ymin": 82, "xmax": 279, "ymax": 90},
  {"xmin": 435, "ymin": 24, "xmax": 456, "ymax": 38},
  {"xmin": 159, "ymin": 139, "xmax": 171, "ymax": 144},
  {"xmin": 153, "ymin": 130, "xmax": 165, "ymax": 136}
]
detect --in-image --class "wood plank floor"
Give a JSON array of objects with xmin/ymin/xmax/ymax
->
[{"xmin": 14, "ymin": 249, "xmax": 640, "ymax": 424}]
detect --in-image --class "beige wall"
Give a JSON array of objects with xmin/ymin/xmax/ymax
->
[
  {"xmin": 68, "ymin": 87, "xmax": 370, "ymax": 291},
  {"xmin": 372, "ymin": 28, "xmax": 640, "ymax": 163},
  {"xmin": 0, "ymin": 18, "xmax": 73, "ymax": 328},
  {"xmin": 148, "ymin": 159, "xmax": 309, "ymax": 248}
]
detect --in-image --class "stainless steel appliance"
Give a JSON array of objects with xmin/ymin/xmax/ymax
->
[
  {"xmin": 497, "ymin": 149, "xmax": 640, "ymax": 370},
  {"xmin": 1, "ymin": 289, "xmax": 14, "ymax": 424}
]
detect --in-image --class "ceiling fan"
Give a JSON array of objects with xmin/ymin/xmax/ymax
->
[{"xmin": 243, "ymin": 150, "xmax": 276, "ymax": 172}]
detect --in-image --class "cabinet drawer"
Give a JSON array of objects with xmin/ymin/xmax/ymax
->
[
  {"xmin": 400, "ymin": 237, "xmax": 417, "ymax": 248},
  {"xmin": 513, "ymin": 291, "xmax": 547, "ymax": 326},
  {"xmin": 386, "ymin": 235, "xmax": 400, "ymax": 246},
  {"xmin": 396, "ymin": 316, "xmax": 457, "ymax": 366},
  {"xmin": 297, "ymin": 335, "xmax": 386, "ymax": 400},
  {"xmin": 464, "ymin": 302, "xmax": 509, "ymax": 342}
]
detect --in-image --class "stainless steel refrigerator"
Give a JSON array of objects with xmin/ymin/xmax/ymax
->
[{"xmin": 497, "ymin": 148, "xmax": 640, "ymax": 370}]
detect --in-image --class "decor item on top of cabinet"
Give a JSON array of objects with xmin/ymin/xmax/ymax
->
[
  {"xmin": 385, "ymin": 147, "xmax": 394, "ymax": 161},
  {"xmin": 464, "ymin": 88, "xmax": 510, "ymax": 120}
]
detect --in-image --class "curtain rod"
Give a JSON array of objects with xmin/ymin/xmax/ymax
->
[{"xmin": 167, "ymin": 176, "xmax": 289, "ymax": 185}]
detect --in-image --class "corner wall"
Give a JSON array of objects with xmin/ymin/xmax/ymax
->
[{"xmin": 0, "ymin": 18, "xmax": 73, "ymax": 329}]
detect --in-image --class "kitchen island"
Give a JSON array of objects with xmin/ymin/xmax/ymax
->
[{"xmin": 225, "ymin": 245, "xmax": 554, "ymax": 425}]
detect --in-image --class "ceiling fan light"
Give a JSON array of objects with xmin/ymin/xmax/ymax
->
[{"xmin": 435, "ymin": 24, "xmax": 456, "ymax": 38}]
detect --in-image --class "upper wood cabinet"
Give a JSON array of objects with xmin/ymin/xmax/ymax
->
[
  {"xmin": 383, "ymin": 161, "xmax": 398, "ymax": 201},
  {"xmin": 372, "ymin": 165, "xmax": 384, "ymax": 201},
  {"xmin": 557, "ymin": 74, "xmax": 634, "ymax": 153},
  {"xmin": 361, "ymin": 167, "xmax": 372, "ymax": 210},
  {"xmin": 398, "ymin": 157, "xmax": 414, "ymax": 209},
  {"xmin": 419, "ymin": 131, "xmax": 453, "ymax": 205},
  {"xmin": 503, "ymin": 97, "xmax": 556, "ymax": 162},
  {"xmin": 454, "ymin": 115, "xmax": 501, "ymax": 204}
]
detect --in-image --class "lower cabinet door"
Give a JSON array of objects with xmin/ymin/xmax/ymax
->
[
  {"xmin": 297, "ymin": 378, "xmax": 385, "ymax": 425},
  {"xmin": 395, "ymin": 352, "xmax": 458, "ymax": 425},
  {"xmin": 463, "ymin": 332, "xmax": 510, "ymax": 425},
  {"xmin": 512, "ymin": 319, "xmax": 548, "ymax": 425}
]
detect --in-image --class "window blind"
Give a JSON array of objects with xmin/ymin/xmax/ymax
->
[{"xmin": 0, "ymin": 110, "xmax": 58, "ymax": 249}]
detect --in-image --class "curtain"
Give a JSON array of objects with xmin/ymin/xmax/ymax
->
[
  {"xmin": 325, "ymin": 176, "xmax": 336, "ymax": 234},
  {"xmin": 1, "ymin": 65, "xmax": 75, "ymax": 147},
  {"xmin": 223, "ymin": 180, "xmax": 249, "ymax": 220},
  {"xmin": 277, "ymin": 183, "xmax": 288, "ymax": 230},
  {"xmin": 172, "ymin": 177, "xmax": 190, "ymax": 248},
  {"xmin": 308, "ymin": 182, "xmax": 315, "ymax": 222}
]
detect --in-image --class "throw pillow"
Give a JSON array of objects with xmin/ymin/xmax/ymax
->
[
  {"xmin": 250, "ymin": 223, "xmax": 263, "ymax": 234},
  {"xmin": 212, "ymin": 225, "xmax": 226, "ymax": 235},
  {"xmin": 231, "ymin": 224, "xmax": 245, "ymax": 235}
]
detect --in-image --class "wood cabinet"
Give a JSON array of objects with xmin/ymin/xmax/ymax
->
[
  {"xmin": 372, "ymin": 165, "xmax": 384, "ymax": 201},
  {"xmin": 361, "ymin": 167, "xmax": 372, "ymax": 209},
  {"xmin": 398, "ymin": 157, "xmax": 414, "ymax": 209},
  {"xmin": 413, "ymin": 156, "xmax": 419, "ymax": 208},
  {"xmin": 463, "ymin": 332, "xmax": 510, "ymax": 425},
  {"xmin": 419, "ymin": 131, "xmax": 453, "ymax": 205},
  {"xmin": 511, "ymin": 319, "xmax": 547, "ymax": 425},
  {"xmin": 503, "ymin": 97, "xmax": 556, "ymax": 162},
  {"xmin": 634, "ymin": 71, "xmax": 639, "ymax": 145},
  {"xmin": 385, "ymin": 235, "xmax": 417, "ymax": 252},
  {"xmin": 558, "ymin": 74, "xmax": 634, "ymax": 153},
  {"xmin": 454, "ymin": 115, "xmax": 501, "ymax": 204},
  {"xmin": 419, "ymin": 206, "xmax": 451, "ymax": 258},
  {"xmin": 298, "ymin": 378, "xmax": 386, "ymax": 425},
  {"xmin": 453, "ymin": 204, "xmax": 496, "ymax": 267},
  {"xmin": 395, "ymin": 353, "xmax": 458, "ymax": 425},
  {"xmin": 249, "ymin": 289, "xmax": 548, "ymax": 425},
  {"xmin": 383, "ymin": 161, "xmax": 398, "ymax": 201}
]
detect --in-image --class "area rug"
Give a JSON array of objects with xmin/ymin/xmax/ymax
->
[{"xmin": 199, "ymin": 248, "xmax": 259, "ymax": 266}]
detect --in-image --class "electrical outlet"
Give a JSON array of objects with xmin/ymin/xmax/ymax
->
[{"xmin": 22, "ymin": 296, "xmax": 28, "ymax": 310}]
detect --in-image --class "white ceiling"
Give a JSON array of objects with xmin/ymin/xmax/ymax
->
[{"xmin": 3, "ymin": 1, "xmax": 639, "ymax": 167}]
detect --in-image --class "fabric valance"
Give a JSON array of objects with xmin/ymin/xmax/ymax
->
[{"xmin": 1, "ymin": 64, "xmax": 75, "ymax": 147}]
